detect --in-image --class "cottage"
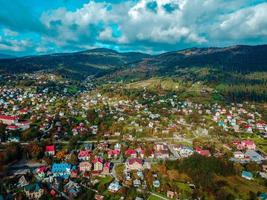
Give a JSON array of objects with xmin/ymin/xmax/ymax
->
[
  {"xmin": 241, "ymin": 171, "xmax": 253, "ymax": 180},
  {"xmin": 108, "ymin": 149, "xmax": 120, "ymax": 159},
  {"xmin": 64, "ymin": 180, "xmax": 81, "ymax": 197},
  {"xmin": 79, "ymin": 162, "xmax": 92, "ymax": 172},
  {"xmin": 108, "ymin": 181, "xmax": 121, "ymax": 193},
  {"xmin": 125, "ymin": 149, "xmax": 137, "ymax": 158},
  {"xmin": 95, "ymin": 194, "xmax": 104, "ymax": 200},
  {"xmin": 245, "ymin": 150, "xmax": 265, "ymax": 163},
  {"xmin": 102, "ymin": 162, "xmax": 111, "ymax": 174},
  {"xmin": 233, "ymin": 151, "xmax": 245, "ymax": 159},
  {"xmin": 0, "ymin": 115, "xmax": 19, "ymax": 125},
  {"xmin": 153, "ymin": 180, "xmax": 160, "ymax": 188},
  {"xmin": 78, "ymin": 150, "xmax": 91, "ymax": 161},
  {"xmin": 133, "ymin": 179, "xmax": 141, "ymax": 187},
  {"xmin": 235, "ymin": 140, "xmax": 256, "ymax": 150},
  {"xmin": 178, "ymin": 146, "xmax": 194, "ymax": 157},
  {"xmin": 126, "ymin": 158, "xmax": 143, "ymax": 171},
  {"xmin": 154, "ymin": 143, "xmax": 169, "ymax": 159},
  {"xmin": 92, "ymin": 157, "xmax": 104, "ymax": 172},
  {"xmin": 24, "ymin": 183, "xmax": 44, "ymax": 199},
  {"xmin": 6, "ymin": 125, "xmax": 20, "ymax": 131},
  {"xmin": 17, "ymin": 175, "xmax": 29, "ymax": 187},
  {"xmin": 36, "ymin": 166, "xmax": 47, "ymax": 178},
  {"xmin": 45, "ymin": 145, "xmax": 55, "ymax": 156},
  {"xmin": 195, "ymin": 147, "xmax": 211, "ymax": 157},
  {"xmin": 51, "ymin": 163, "xmax": 71, "ymax": 179},
  {"xmin": 167, "ymin": 191, "xmax": 175, "ymax": 199}
]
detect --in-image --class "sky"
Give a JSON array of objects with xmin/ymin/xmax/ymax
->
[{"xmin": 0, "ymin": 0, "xmax": 267, "ymax": 56}]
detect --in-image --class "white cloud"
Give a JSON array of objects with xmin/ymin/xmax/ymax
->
[
  {"xmin": 215, "ymin": 3, "xmax": 267, "ymax": 40},
  {"xmin": 3, "ymin": 28, "xmax": 19, "ymax": 37},
  {"xmin": 3, "ymin": 0, "xmax": 267, "ymax": 54},
  {"xmin": 0, "ymin": 38, "xmax": 31, "ymax": 52}
]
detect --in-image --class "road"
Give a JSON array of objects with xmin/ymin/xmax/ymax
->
[
  {"xmin": 148, "ymin": 192, "xmax": 169, "ymax": 200},
  {"xmin": 0, "ymin": 135, "xmax": 193, "ymax": 145}
]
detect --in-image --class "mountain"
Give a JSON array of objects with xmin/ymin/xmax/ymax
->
[
  {"xmin": 142, "ymin": 44, "xmax": 267, "ymax": 73},
  {"xmin": 0, "ymin": 53, "xmax": 16, "ymax": 59},
  {"xmin": 0, "ymin": 45, "xmax": 266, "ymax": 79},
  {"xmin": 0, "ymin": 48, "xmax": 150, "ymax": 79}
]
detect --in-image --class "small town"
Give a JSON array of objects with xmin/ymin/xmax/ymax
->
[
  {"xmin": 0, "ymin": 72, "xmax": 266, "ymax": 200},
  {"xmin": 1, "ymin": 0, "xmax": 267, "ymax": 199}
]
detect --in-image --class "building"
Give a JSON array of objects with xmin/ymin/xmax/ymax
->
[
  {"xmin": 51, "ymin": 163, "xmax": 71, "ymax": 179},
  {"xmin": 245, "ymin": 150, "xmax": 265, "ymax": 163},
  {"xmin": 0, "ymin": 115, "xmax": 19, "ymax": 125},
  {"xmin": 24, "ymin": 183, "xmax": 44, "ymax": 199},
  {"xmin": 78, "ymin": 150, "xmax": 91, "ymax": 161},
  {"xmin": 79, "ymin": 162, "xmax": 92, "ymax": 172},
  {"xmin": 108, "ymin": 181, "xmax": 121, "ymax": 192},
  {"xmin": 233, "ymin": 151, "xmax": 245, "ymax": 159},
  {"xmin": 126, "ymin": 158, "xmax": 143, "ymax": 171},
  {"xmin": 241, "ymin": 171, "xmax": 253, "ymax": 180},
  {"xmin": 92, "ymin": 157, "xmax": 104, "ymax": 171},
  {"xmin": 45, "ymin": 145, "xmax": 55, "ymax": 156}
]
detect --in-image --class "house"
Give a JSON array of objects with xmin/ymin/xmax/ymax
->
[
  {"xmin": 6, "ymin": 125, "xmax": 20, "ymax": 131},
  {"xmin": 167, "ymin": 191, "xmax": 175, "ymax": 199},
  {"xmin": 16, "ymin": 121, "xmax": 30, "ymax": 130},
  {"xmin": 114, "ymin": 143, "xmax": 121, "ymax": 150},
  {"xmin": 241, "ymin": 171, "xmax": 253, "ymax": 180},
  {"xmin": 244, "ymin": 125, "xmax": 253, "ymax": 133},
  {"xmin": 108, "ymin": 181, "xmax": 121, "ymax": 192},
  {"xmin": 195, "ymin": 147, "xmax": 211, "ymax": 157},
  {"xmin": 0, "ymin": 115, "xmax": 19, "ymax": 125},
  {"xmin": 240, "ymin": 140, "xmax": 256, "ymax": 150},
  {"xmin": 126, "ymin": 158, "xmax": 143, "ymax": 171},
  {"xmin": 256, "ymin": 122, "xmax": 266, "ymax": 130},
  {"xmin": 233, "ymin": 151, "xmax": 245, "ymax": 159},
  {"xmin": 78, "ymin": 150, "xmax": 91, "ymax": 161},
  {"xmin": 102, "ymin": 162, "xmax": 111, "ymax": 174},
  {"xmin": 7, "ymin": 136, "xmax": 20, "ymax": 143},
  {"xmin": 95, "ymin": 194, "xmax": 104, "ymax": 200},
  {"xmin": 17, "ymin": 175, "xmax": 29, "ymax": 187},
  {"xmin": 24, "ymin": 183, "xmax": 44, "ymax": 199},
  {"xmin": 51, "ymin": 163, "xmax": 71, "ymax": 179},
  {"xmin": 153, "ymin": 180, "xmax": 160, "ymax": 188},
  {"xmin": 79, "ymin": 162, "xmax": 92, "ymax": 172},
  {"xmin": 125, "ymin": 149, "xmax": 137, "ymax": 158},
  {"xmin": 178, "ymin": 146, "xmax": 194, "ymax": 157},
  {"xmin": 234, "ymin": 140, "xmax": 256, "ymax": 150},
  {"xmin": 133, "ymin": 179, "xmax": 141, "ymax": 187},
  {"xmin": 71, "ymin": 169, "xmax": 78, "ymax": 178},
  {"xmin": 108, "ymin": 149, "xmax": 120, "ymax": 159},
  {"xmin": 92, "ymin": 157, "xmax": 104, "ymax": 172},
  {"xmin": 258, "ymin": 193, "xmax": 267, "ymax": 200},
  {"xmin": 64, "ymin": 180, "xmax": 81, "ymax": 197},
  {"xmin": 36, "ymin": 166, "xmax": 47, "ymax": 178},
  {"xmin": 84, "ymin": 143, "xmax": 93, "ymax": 151},
  {"xmin": 45, "ymin": 145, "xmax": 55, "ymax": 156},
  {"xmin": 245, "ymin": 150, "xmax": 265, "ymax": 163},
  {"xmin": 154, "ymin": 143, "xmax": 169, "ymax": 159}
]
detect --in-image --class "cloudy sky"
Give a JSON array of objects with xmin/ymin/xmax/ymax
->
[{"xmin": 0, "ymin": 0, "xmax": 267, "ymax": 56}]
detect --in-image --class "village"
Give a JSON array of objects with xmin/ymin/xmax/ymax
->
[{"xmin": 0, "ymin": 72, "xmax": 267, "ymax": 200}]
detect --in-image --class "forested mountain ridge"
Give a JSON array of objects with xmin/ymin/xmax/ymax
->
[{"xmin": 0, "ymin": 45, "xmax": 266, "ymax": 79}]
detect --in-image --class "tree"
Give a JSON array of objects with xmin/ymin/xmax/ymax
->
[
  {"xmin": 55, "ymin": 150, "xmax": 66, "ymax": 160},
  {"xmin": 27, "ymin": 143, "xmax": 42, "ymax": 159},
  {"xmin": 68, "ymin": 153, "xmax": 78, "ymax": 165}
]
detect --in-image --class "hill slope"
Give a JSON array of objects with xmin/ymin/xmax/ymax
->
[
  {"xmin": 0, "ymin": 48, "xmax": 150, "ymax": 78},
  {"xmin": 0, "ymin": 45, "xmax": 267, "ymax": 79}
]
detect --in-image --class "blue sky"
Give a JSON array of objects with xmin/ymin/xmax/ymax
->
[{"xmin": 0, "ymin": 0, "xmax": 267, "ymax": 56}]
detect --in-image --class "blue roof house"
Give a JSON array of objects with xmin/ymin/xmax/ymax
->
[
  {"xmin": 241, "ymin": 171, "xmax": 253, "ymax": 180},
  {"xmin": 52, "ymin": 163, "xmax": 71, "ymax": 179}
]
